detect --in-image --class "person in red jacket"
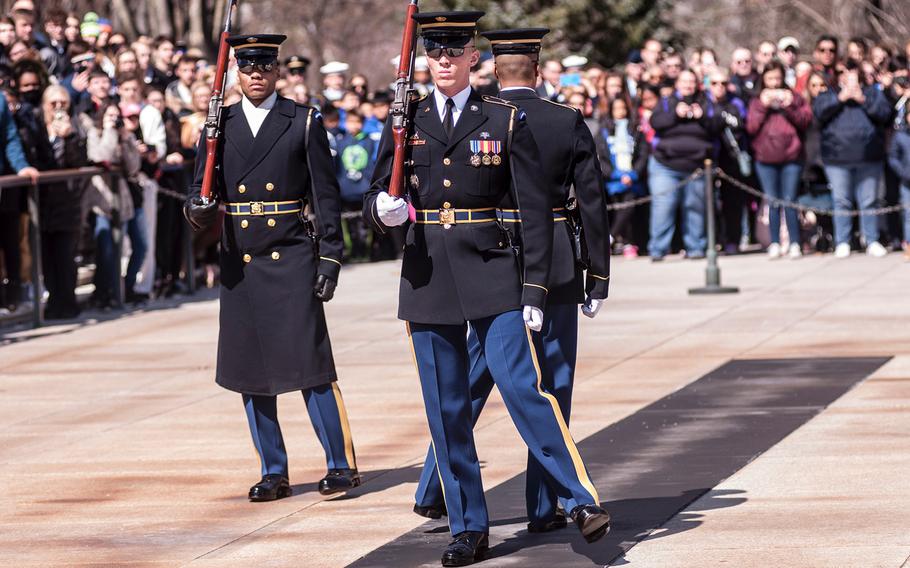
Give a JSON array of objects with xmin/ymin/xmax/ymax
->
[{"xmin": 747, "ymin": 61, "xmax": 813, "ymax": 258}]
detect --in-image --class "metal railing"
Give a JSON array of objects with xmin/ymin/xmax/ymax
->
[{"xmin": 0, "ymin": 166, "xmax": 196, "ymax": 329}]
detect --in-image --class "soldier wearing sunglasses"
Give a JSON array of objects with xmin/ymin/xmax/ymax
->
[
  {"xmin": 364, "ymin": 12, "xmax": 609, "ymax": 566},
  {"xmin": 184, "ymin": 34, "xmax": 361, "ymax": 504}
]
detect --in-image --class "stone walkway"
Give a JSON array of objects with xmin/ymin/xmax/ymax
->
[{"xmin": 1, "ymin": 253, "xmax": 908, "ymax": 567}]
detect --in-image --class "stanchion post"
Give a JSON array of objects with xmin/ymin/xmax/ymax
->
[
  {"xmin": 27, "ymin": 178, "xmax": 44, "ymax": 327},
  {"xmin": 689, "ymin": 159, "xmax": 739, "ymax": 295},
  {"xmin": 110, "ymin": 172, "xmax": 125, "ymax": 307}
]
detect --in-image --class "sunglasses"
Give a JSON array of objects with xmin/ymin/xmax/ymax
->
[
  {"xmin": 426, "ymin": 46, "xmax": 468, "ymax": 59},
  {"xmin": 237, "ymin": 60, "xmax": 277, "ymax": 75}
]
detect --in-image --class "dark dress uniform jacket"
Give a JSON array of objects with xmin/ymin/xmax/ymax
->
[
  {"xmin": 364, "ymin": 89, "xmax": 552, "ymax": 325},
  {"xmin": 190, "ymin": 96, "xmax": 344, "ymax": 396},
  {"xmin": 498, "ymin": 88, "xmax": 611, "ymax": 305}
]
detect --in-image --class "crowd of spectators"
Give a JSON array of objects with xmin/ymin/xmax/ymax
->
[{"xmin": 1, "ymin": 1, "xmax": 910, "ymax": 320}]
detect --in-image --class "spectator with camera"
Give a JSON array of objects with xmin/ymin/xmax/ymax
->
[
  {"xmin": 887, "ymin": 101, "xmax": 910, "ymax": 259},
  {"xmin": 37, "ymin": 86, "xmax": 88, "ymax": 318},
  {"xmin": 813, "ymin": 61, "xmax": 893, "ymax": 258},
  {"xmin": 748, "ymin": 60, "xmax": 814, "ymax": 258},
  {"xmin": 648, "ymin": 69, "xmax": 723, "ymax": 261},
  {"xmin": 81, "ymin": 101, "xmax": 140, "ymax": 309}
]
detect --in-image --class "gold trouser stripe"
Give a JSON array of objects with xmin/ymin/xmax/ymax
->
[
  {"xmin": 589, "ymin": 274, "xmax": 610, "ymax": 281},
  {"xmin": 405, "ymin": 322, "xmax": 450, "ymax": 514},
  {"xmin": 524, "ymin": 326, "xmax": 600, "ymax": 504},
  {"xmin": 524, "ymin": 283, "xmax": 549, "ymax": 292},
  {"xmin": 331, "ymin": 383, "xmax": 357, "ymax": 469}
]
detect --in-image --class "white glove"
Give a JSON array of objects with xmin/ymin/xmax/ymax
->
[
  {"xmin": 522, "ymin": 305, "xmax": 543, "ymax": 332},
  {"xmin": 376, "ymin": 191, "xmax": 408, "ymax": 227},
  {"xmin": 581, "ymin": 296, "xmax": 603, "ymax": 319}
]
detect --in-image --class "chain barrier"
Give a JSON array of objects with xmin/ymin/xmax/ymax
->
[
  {"xmin": 604, "ymin": 168, "xmax": 704, "ymax": 211},
  {"xmin": 713, "ymin": 167, "xmax": 910, "ymax": 218}
]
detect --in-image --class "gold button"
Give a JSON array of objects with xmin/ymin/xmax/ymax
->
[
  {"xmin": 443, "ymin": 179, "xmax": 452, "ymax": 188},
  {"xmin": 271, "ymin": 251, "xmax": 280, "ymax": 261},
  {"xmin": 443, "ymin": 201, "xmax": 451, "ymax": 208},
  {"xmin": 240, "ymin": 219, "xmax": 249, "ymax": 229},
  {"xmin": 443, "ymin": 158, "xmax": 451, "ymax": 166},
  {"xmin": 266, "ymin": 182, "xmax": 274, "ymax": 191},
  {"xmin": 267, "ymin": 218, "xmax": 276, "ymax": 227},
  {"xmin": 243, "ymin": 254, "xmax": 252, "ymax": 263},
  {"xmin": 238, "ymin": 184, "xmax": 246, "ymax": 194}
]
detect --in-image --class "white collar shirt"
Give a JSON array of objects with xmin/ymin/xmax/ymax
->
[
  {"xmin": 241, "ymin": 91, "xmax": 278, "ymax": 137},
  {"xmin": 433, "ymin": 84, "xmax": 472, "ymax": 127}
]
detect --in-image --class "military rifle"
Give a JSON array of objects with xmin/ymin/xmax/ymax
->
[
  {"xmin": 388, "ymin": 0, "xmax": 420, "ymax": 198},
  {"xmin": 199, "ymin": 0, "xmax": 238, "ymax": 203}
]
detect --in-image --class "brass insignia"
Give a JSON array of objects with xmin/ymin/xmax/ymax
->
[
  {"xmin": 480, "ymin": 132, "xmax": 491, "ymax": 139},
  {"xmin": 435, "ymin": 16, "xmax": 447, "ymax": 22},
  {"xmin": 492, "ymin": 154, "xmax": 502, "ymax": 166},
  {"xmin": 482, "ymin": 154, "xmax": 492, "ymax": 166},
  {"xmin": 410, "ymin": 174, "xmax": 419, "ymax": 187},
  {"xmin": 470, "ymin": 104, "xmax": 479, "ymax": 112},
  {"xmin": 248, "ymin": 37, "xmax": 258, "ymax": 43},
  {"xmin": 470, "ymin": 154, "xmax": 482, "ymax": 167}
]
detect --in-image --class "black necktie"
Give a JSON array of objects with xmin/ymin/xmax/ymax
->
[{"xmin": 443, "ymin": 98, "xmax": 455, "ymax": 139}]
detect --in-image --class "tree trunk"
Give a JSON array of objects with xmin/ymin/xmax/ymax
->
[
  {"xmin": 150, "ymin": 0, "xmax": 174, "ymax": 38},
  {"xmin": 109, "ymin": 0, "xmax": 138, "ymax": 39},
  {"xmin": 187, "ymin": 0, "xmax": 206, "ymax": 51}
]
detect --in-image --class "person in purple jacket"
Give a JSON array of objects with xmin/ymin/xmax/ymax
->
[{"xmin": 748, "ymin": 61, "xmax": 813, "ymax": 259}]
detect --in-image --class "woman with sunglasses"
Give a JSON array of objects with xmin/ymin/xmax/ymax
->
[{"xmin": 748, "ymin": 60, "xmax": 813, "ymax": 259}]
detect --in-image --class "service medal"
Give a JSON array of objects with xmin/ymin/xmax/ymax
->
[
  {"xmin": 470, "ymin": 154, "xmax": 482, "ymax": 167},
  {"xmin": 492, "ymin": 154, "xmax": 502, "ymax": 166},
  {"xmin": 482, "ymin": 154, "xmax": 492, "ymax": 166},
  {"xmin": 410, "ymin": 174, "xmax": 419, "ymax": 187}
]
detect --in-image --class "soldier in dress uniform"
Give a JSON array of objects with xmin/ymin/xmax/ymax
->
[
  {"xmin": 184, "ymin": 34, "xmax": 360, "ymax": 502},
  {"xmin": 413, "ymin": 28, "xmax": 613, "ymax": 535},
  {"xmin": 363, "ymin": 12, "xmax": 610, "ymax": 567}
]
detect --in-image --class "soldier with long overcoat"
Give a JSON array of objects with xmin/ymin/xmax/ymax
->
[{"xmin": 185, "ymin": 34, "xmax": 360, "ymax": 502}]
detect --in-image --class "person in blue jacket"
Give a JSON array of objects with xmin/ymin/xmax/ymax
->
[
  {"xmin": 812, "ymin": 61, "xmax": 893, "ymax": 258},
  {"xmin": 335, "ymin": 108, "xmax": 375, "ymax": 260},
  {"xmin": 0, "ymin": 90, "xmax": 38, "ymax": 311},
  {"xmin": 887, "ymin": 109, "xmax": 910, "ymax": 259}
]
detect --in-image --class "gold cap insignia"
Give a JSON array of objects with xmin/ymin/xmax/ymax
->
[
  {"xmin": 435, "ymin": 16, "xmax": 447, "ymax": 22},
  {"xmin": 248, "ymin": 37, "xmax": 258, "ymax": 42}
]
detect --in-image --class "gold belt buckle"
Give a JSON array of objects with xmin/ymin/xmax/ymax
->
[
  {"xmin": 249, "ymin": 201, "xmax": 264, "ymax": 216},
  {"xmin": 438, "ymin": 208, "xmax": 455, "ymax": 228}
]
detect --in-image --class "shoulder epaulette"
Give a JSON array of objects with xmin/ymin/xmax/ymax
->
[
  {"xmin": 538, "ymin": 97, "xmax": 576, "ymax": 113},
  {"xmin": 482, "ymin": 95, "xmax": 518, "ymax": 110}
]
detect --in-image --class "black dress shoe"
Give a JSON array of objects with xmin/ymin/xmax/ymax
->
[
  {"xmin": 317, "ymin": 468, "xmax": 361, "ymax": 495},
  {"xmin": 248, "ymin": 474, "xmax": 291, "ymax": 502},
  {"xmin": 413, "ymin": 502, "xmax": 447, "ymax": 519},
  {"xmin": 527, "ymin": 509, "xmax": 568, "ymax": 533},
  {"xmin": 570, "ymin": 504, "xmax": 611, "ymax": 543},
  {"xmin": 441, "ymin": 531, "xmax": 488, "ymax": 567}
]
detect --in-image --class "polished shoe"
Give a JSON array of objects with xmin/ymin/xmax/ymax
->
[
  {"xmin": 248, "ymin": 474, "xmax": 291, "ymax": 502},
  {"xmin": 317, "ymin": 468, "xmax": 361, "ymax": 495},
  {"xmin": 527, "ymin": 510, "xmax": 568, "ymax": 533},
  {"xmin": 570, "ymin": 504, "xmax": 611, "ymax": 543},
  {"xmin": 441, "ymin": 531, "xmax": 488, "ymax": 567},
  {"xmin": 414, "ymin": 502, "xmax": 447, "ymax": 519}
]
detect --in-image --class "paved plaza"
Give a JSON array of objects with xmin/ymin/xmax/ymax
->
[{"xmin": 2, "ymin": 253, "xmax": 909, "ymax": 567}]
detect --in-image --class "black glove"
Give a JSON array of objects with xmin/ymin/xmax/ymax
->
[
  {"xmin": 183, "ymin": 196, "xmax": 218, "ymax": 232},
  {"xmin": 313, "ymin": 274, "xmax": 336, "ymax": 302}
]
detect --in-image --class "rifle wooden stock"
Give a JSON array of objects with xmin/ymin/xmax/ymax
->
[
  {"xmin": 199, "ymin": 3, "xmax": 236, "ymax": 201},
  {"xmin": 388, "ymin": 0, "xmax": 419, "ymax": 198}
]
